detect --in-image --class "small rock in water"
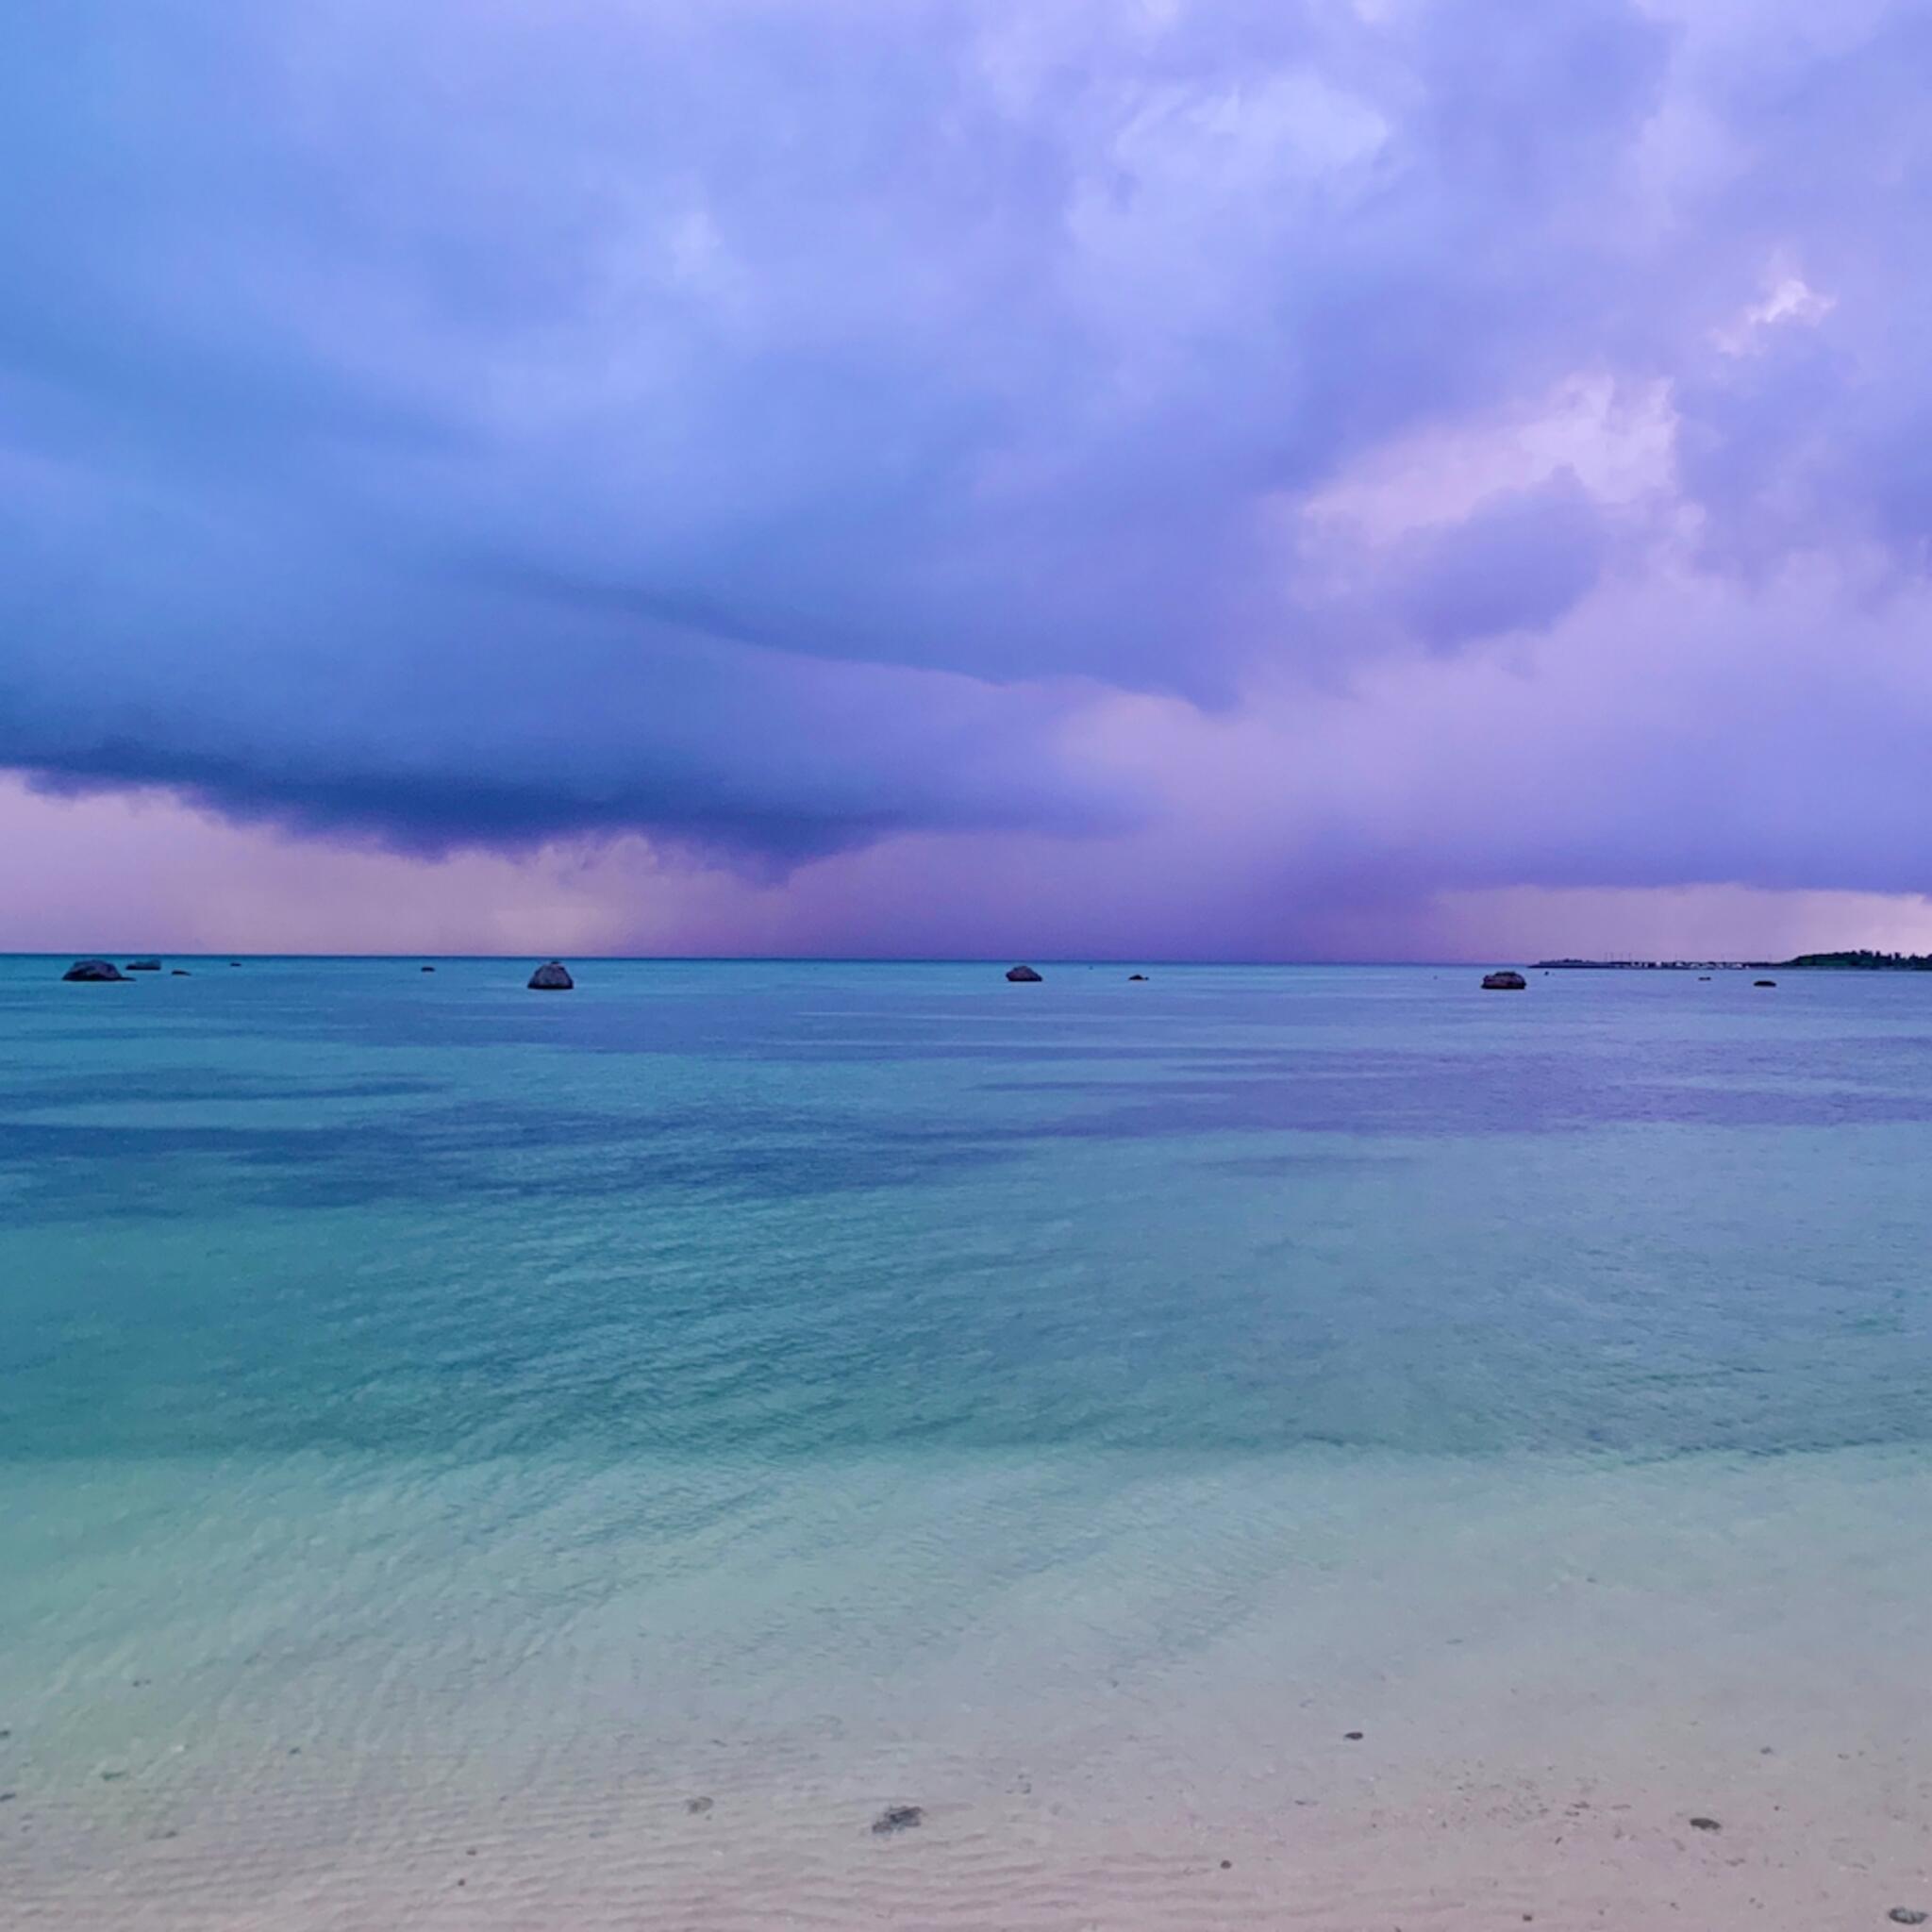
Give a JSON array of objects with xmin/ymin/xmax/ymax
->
[
  {"xmin": 171, "ymin": 969, "xmax": 191, "ymax": 976},
  {"xmin": 1688, "ymin": 1816, "xmax": 1721, "ymax": 1831},
  {"xmin": 62, "ymin": 958, "xmax": 126, "ymax": 982},
  {"xmin": 684, "ymin": 1796, "xmax": 714, "ymax": 1815},
  {"xmin": 1481, "ymin": 970, "xmax": 1527, "ymax": 991},
  {"xmin": 1220, "ymin": 1858, "xmax": 1232, "ymax": 1870},
  {"xmin": 1889, "ymin": 1911, "xmax": 1928, "ymax": 1925},
  {"xmin": 1754, "ymin": 979, "xmax": 1776, "ymax": 988},
  {"xmin": 1343, "ymin": 1731, "xmax": 1364, "ymax": 1741},
  {"xmin": 125, "ymin": 958, "xmax": 162, "ymax": 973},
  {"xmin": 0, "ymin": 1791, "xmax": 15, "ymax": 1804},
  {"xmin": 871, "ymin": 1805, "xmax": 924, "ymax": 1835},
  {"xmin": 1128, "ymin": 973, "xmax": 1148, "ymax": 981},
  {"xmin": 421, "ymin": 965, "xmax": 436, "ymax": 973},
  {"xmin": 1005, "ymin": 964, "xmax": 1042, "ymax": 983},
  {"xmin": 527, "ymin": 960, "xmax": 575, "ymax": 991}
]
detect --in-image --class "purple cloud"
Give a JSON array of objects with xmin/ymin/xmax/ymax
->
[
  {"xmin": 1390, "ymin": 478, "xmax": 1607, "ymax": 650},
  {"xmin": 2, "ymin": 0, "xmax": 1930, "ymax": 945}
]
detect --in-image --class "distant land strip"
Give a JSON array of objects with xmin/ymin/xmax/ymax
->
[{"xmin": 1534, "ymin": 951, "xmax": 1932, "ymax": 971}]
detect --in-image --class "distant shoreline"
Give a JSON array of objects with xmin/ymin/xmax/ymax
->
[{"xmin": 1536, "ymin": 951, "xmax": 1932, "ymax": 972}]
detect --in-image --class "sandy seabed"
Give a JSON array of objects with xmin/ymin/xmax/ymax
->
[{"xmin": 7, "ymin": 1445, "xmax": 1930, "ymax": 1930}]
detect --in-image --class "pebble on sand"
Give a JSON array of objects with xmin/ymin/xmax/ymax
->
[
  {"xmin": 1688, "ymin": 1816, "xmax": 1721, "ymax": 1831},
  {"xmin": 527, "ymin": 961, "xmax": 575, "ymax": 991},
  {"xmin": 871, "ymin": 1805, "xmax": 924, "ymax": 1835},
  {"xmin": 1889, "ymin": 1911, "xmax": 1928, "ymax": 1925}
]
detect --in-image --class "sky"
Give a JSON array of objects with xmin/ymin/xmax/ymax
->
[{"xmin": 5, "ymin": 0, "xmax": 1932, "ymax": 959}]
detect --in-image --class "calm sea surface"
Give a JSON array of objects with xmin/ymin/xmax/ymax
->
[{"xmin": 5, "ymin": 958, "xmax": 1931, "ymax": 1926}]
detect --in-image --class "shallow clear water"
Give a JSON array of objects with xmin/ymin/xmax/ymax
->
[{"xmin": 5, "ymin": 958, "xmax": 1932, "ymax": 1926}]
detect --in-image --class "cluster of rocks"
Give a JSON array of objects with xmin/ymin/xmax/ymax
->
[
  {"xmin": 62, "ymin": 957, "xmax": 583, "ymax": 991},
  {"xmin": 61, "ymin": 957, "xmax": 166, "ymax": 980}
]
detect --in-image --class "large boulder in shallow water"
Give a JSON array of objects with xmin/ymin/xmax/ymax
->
[
  {"xmin": 1005, "ymin": 964, "xmax": 1042, "ymax": 983},
  {"xmin": 527, "ymin": 960, "xmax": 575, "ymax": 991},
  {"xmin": 1481, "ymin": 970, "xmax": 1527, "ymax": 991},
  {"xmin": 63, "ymin": 958, "xmax": 126, "ymax": 982}
]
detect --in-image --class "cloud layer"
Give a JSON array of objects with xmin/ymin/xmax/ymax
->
[{"xmin": 4, "ymin": 0, "xmax": 1932, "ymax": 947}]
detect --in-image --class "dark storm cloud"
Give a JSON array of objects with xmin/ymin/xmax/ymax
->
[
  {"xmin": 1391, "ymin": 478, "xmax": 1607, "ymax": 650},
  {"xmin": 1, "ymin": 0, "xmax": 1929, "ymax": 891}
]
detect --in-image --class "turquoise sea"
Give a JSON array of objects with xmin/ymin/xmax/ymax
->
[{"xmin": 4, "ymin": 958, "xmax": 1931, "ymax": 1928}]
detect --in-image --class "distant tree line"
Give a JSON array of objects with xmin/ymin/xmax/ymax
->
[{"xmin": 1783, "ymin": 950, "xmax": 1932, "ymax": 970}]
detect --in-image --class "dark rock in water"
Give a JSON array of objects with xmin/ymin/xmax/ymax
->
[
  {"xmin": 125, "ymin": 958, "xmax": 161, "ymax": 972},
  {"xmin": 171, "ymin": 970, "xmax": 190, "ymax": 976},
  {"xmin": 1754, "ymin": 979, "xmax": 1776, "ymax": 988},
  {"xmin": 684, "ymin": 1796, "xmax": 714, "ymax": 1816},
  {"xmin": 871, "ymin": 1805, "xmax": 924, "ymax": 1835},
  {"xmin": 1343, "ymin": 1731, "xmax": 1364, "ymax": 1741},
  {"xmin": 1005, "ymin": 964, "xmax": 1042, "ymax": 982},
  {"xmin": 1481, "ymin": 970, "xmax": 1527, "ymax": 991},
  {"xmin": 1699, "ymin": 974, "xmax": 1711, "ymax": 980},
  {"xmin": 527, "ymin": 961, "xmax": 575, "ymax": 991},
  {"xmin": 1688, "ymin": 1816, "xmax": 1721, "ymax": 1832},
  {"xmin": 1889, "ymin": 1909, "xmax": 1927, "ymax": 1924},
  {"xmin": 1128, "ymin": 973, "xmax": 1148, "ymax": 981},
  {"xmin": 63, "ymin": 958, "xmax": 126, "ymax": 982},
  {"xmin": 421, "ymin": 965, "xmax": 436, "ymax": 973},
  {"xmin": 228, "ymin": 961, "xmax": 242, "ymax": 967}
]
